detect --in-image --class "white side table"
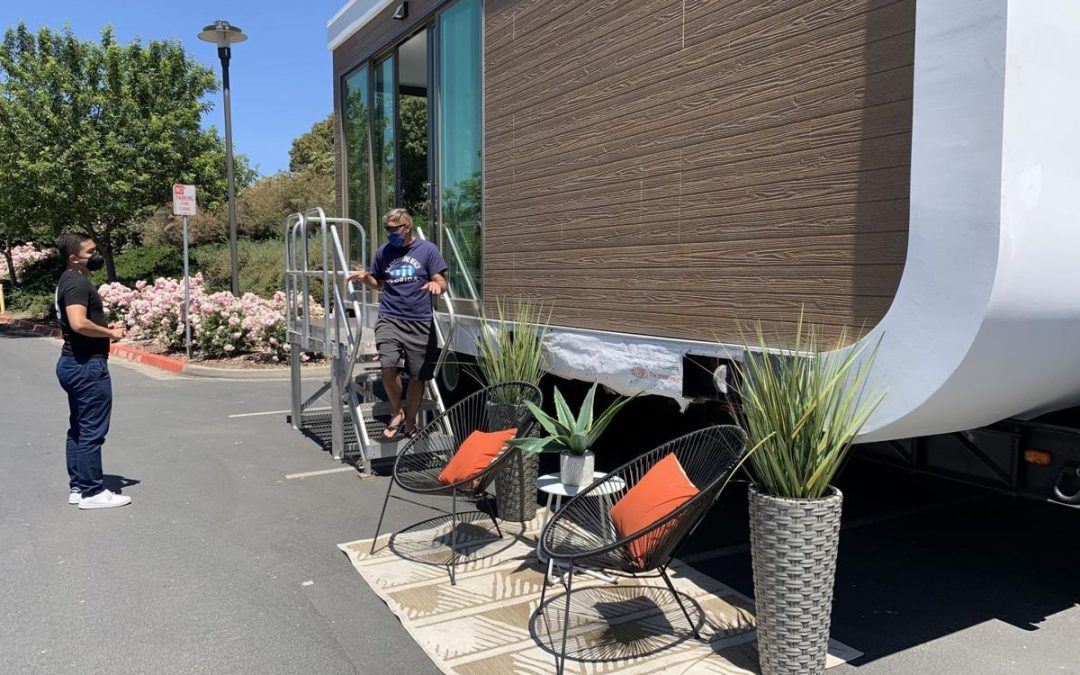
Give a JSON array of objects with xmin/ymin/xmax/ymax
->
[{"xmin": 536, "ymin": 471, "xmax": 626, "ymax": 584}]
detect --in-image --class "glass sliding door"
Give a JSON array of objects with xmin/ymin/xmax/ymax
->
[
  {"xmin": 373, "ymin": 55, "xmax": 396, "ymax": 247},
  {"xmin": 342, "ymin": 66, "xmax": 371, "ymax": 262},
  {"xmin": 437, "ymin": 0, "xmax": 483, "ymax": 301}
]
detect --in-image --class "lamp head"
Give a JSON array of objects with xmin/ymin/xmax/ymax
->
[{"xmin": 198, "ymin": 20, "xmax": 247, "ymax": 48}]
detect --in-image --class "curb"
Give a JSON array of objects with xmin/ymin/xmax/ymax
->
[
  {"xmin": 181, "ymin": 363, "xmax": 331, "ymax": 380},
  {"xmin": 110, "ymin": 343, "xmax": 186, "ymax": 374},
  {"xmin": 0, "ymin": 316, "xmax": 62, "ymax": 338},
  {"xmin": 1, "ymin": 314, "xmax": 325, "ymax": 380}
]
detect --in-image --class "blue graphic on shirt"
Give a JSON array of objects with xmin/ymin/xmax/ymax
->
[{"xmin": 386, "ymin": 256, "xmax": 421, "ymax": 283}]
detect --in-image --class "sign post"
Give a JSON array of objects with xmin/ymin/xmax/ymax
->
[{"xmin": 172, "ymin": 184, "xmax": 198, "ymax": 360}]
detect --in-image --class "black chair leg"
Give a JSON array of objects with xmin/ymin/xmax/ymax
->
[
  {"xmin": 370, "ymin": 478, "xmax": 394, "ymax": 554},
  {"xmin": 660, "ymin": 565, "xmax": 700, "ymax": 639},
  {"xmin": 448, "ymin": 487, "xmax": 459, "ymax": 585},
  {"xmin": 557, "ymin": 559, "xmax": 574, "ymax": 675},
  {"xmin": 485, "ymin": 495, "xmax": 504, "ymax": 539}
]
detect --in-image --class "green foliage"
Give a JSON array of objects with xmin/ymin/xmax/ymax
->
[
  {"xmin": 400, "ymin": 95, "xmax": 429, "ymax": 219},
  {"xmin": 733, "ymin": 315, "xmax": 885, "ymax": 499},
  {"xmin": 472, "ymin": 298, "xmax": 550, "ymax": 400},
  {"xmin": 5, "ymin": 290, "xmax": 54, "ymax": 320},
  {"xmin": 342, "ymin": 82, "xmax": 371, "ymax": 229},
  {"xmin": 3, "ymin": 251, "xmax": 61, "ymax": 319},
  {"xmin": 237, "ymin": 171, "xmax": 335, "ymax": 240},
  {"xmin": 264, "ymin": 319, "xmax": 290, "ymax": 362},
  {"xmin": 289, "ymin": 114, "xmax": 334, "ymax": 177},
  {"xmin": 90, "ymin": 244, "xmax": 182, "ymax": 286},
  {"xmin": 440, "ymin": 161, "xmax": 482, "ymax": 299},
  {"xmin": 508, "ymin": 382, "xmax": 637, "ymax": 456},
  {"xmin": 191, "ymin": 239, "xmax": 285, "ymax": 298},
  {"xmin": 193, "ymin": 308, "xmax": 235, "ymax": 359},
  {"xmin": 0, "ymin": 22, "xmax": 254, "ymax": 281}
]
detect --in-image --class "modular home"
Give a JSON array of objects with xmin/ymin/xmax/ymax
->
[{"xmin": 326, "ymin": 0, "xmax": 1080, "ymax": 462}]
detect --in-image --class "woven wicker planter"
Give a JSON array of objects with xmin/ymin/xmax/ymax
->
[
  {"xmin": 748, "ymin": 484, "xmax": 843, "ymax": 675},
  {"xmin": 487, "ymin": 401, "xmax": 540, "ymax": 522}
]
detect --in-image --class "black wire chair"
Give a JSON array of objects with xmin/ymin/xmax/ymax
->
[
  {"xmin": 537, "ymin": 424, "xmax": 747, "ymax": 674},
  {"xmin": 370, "ymin": 381, "xmax": 543, "ymax": 584}
]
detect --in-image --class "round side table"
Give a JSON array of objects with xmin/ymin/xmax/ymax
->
[{"xmin": 536, "ymin": 471, "xmax": 626, "ymax": 584}]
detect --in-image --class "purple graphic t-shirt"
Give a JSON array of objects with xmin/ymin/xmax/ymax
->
[{"xmin": 370, "ymin": 238, "xmax": 448, "ymax": 321}]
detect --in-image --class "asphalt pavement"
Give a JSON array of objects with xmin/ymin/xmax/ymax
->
[{"xmin": 2, "ymin": 322, "xmax": 1078, "ymax": 674}]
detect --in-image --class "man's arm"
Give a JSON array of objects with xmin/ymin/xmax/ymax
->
[
  {"xmin": 347, "ymin": 270, "xmax": 384, "ymax": 291},
  {"xmin": 424, "ymin": 272, "xmax": 448, "ymax": 295},
  {"xmin": 65, "ymin": 304, "xmax": 124, "ymax": 341}
]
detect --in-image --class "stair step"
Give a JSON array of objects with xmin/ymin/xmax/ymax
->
[{"xmin": 300, "ymin": 400, "xmax": 441, "ymax": 464}]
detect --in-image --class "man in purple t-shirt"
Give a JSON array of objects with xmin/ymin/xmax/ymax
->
[{"xmin": 348, "ymin": 208, "xmax": 448, "ymax": 440}]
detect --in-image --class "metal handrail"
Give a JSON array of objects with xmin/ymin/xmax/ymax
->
[
  {"xmin": 284, "ymin": 209, "xmax": 369, "ymax": 359},
  {"xmin": 413, "ymin": 225, "xmax": 458, "ymax": 378},
  {"xmin": 440, "ymin": 223, "xmax": 481, "ymax": 303}
]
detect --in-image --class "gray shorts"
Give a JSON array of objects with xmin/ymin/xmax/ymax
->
[{"xmin": 375, "ymin": 316, "xmax": 438, "ymax": 381}]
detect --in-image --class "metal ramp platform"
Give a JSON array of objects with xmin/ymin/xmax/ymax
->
[{"xmin": 284, "ymin": 207, "xmax": 458, "ymax": 474}]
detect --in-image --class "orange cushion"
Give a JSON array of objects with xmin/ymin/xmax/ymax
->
[
  {"xmin": 610, "ymin": 453, "xmax": 699, "ymax": 566},
  {"xmin": 437, "ymin": 428, "xmax": 518, "ymax": 485}
]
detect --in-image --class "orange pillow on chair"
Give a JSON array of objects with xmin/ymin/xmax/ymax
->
[
  {"xmin": 610, "ymin": 453, "xmax": 699, "ymax": 566},
  {"xmin": 437, "ymin": 428, "xmax": 518, "ymax": 485}
]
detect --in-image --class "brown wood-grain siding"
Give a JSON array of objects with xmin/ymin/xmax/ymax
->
[{"xmin": 484, "ymin": 0, "xmax": 914, "ymax": 344}]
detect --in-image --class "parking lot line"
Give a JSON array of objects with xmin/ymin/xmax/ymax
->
[{"xmin": 285, "ymin": 466, "xmax": 357, "ymax": 480}]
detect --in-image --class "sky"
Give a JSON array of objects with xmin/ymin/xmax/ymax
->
[{"xmin": 1, "ymin": 0, "xmax": 350, "ymax": 176}]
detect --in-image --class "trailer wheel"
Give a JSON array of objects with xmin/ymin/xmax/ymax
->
[{"xmin": 1052, "ymin": 464, "xmax": 1080, "ymax": 505}]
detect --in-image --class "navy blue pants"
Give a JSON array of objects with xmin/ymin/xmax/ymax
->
[{"xmin": 56, "ymin": 356, "xmax": 111, "ymax": 498}]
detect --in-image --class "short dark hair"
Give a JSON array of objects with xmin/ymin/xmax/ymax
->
[{"xmin": 56, "ymin": 233, "xmax": 92, "ymax": 262}]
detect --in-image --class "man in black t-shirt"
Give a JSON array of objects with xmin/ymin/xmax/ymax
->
[{"xmin": 54, "ymin": 233, "xmax": 131, "ymax": 509}]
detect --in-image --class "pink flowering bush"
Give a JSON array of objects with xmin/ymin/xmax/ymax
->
[
  {"xmin": 99, "ymin": 275, "xmax": 323, "ymax": 361},
  {"xmin": 1, "ymin": 244, "xmax": 50, "ymax": 280}
]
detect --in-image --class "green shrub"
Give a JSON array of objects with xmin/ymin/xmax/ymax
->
[
  {"xmin": 191, "ymin": 239, "xmax": 288, "ymax": 298},
  {"xmin": 90, "ymin": 244, "xmax": 184, "ymax": 286},
  {"xmin": 6, "ymin": 289, "xmax": 56, "ymax": 320},
  {"xmin": 4, "ymin": 252, "xmax": 62, "ymax": 319}
]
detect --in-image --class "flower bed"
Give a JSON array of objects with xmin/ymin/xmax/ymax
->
[{"xmin": 99, "ymin": 275, "xmax": 323, "ymax": 363}]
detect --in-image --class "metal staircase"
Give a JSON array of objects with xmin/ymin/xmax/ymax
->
[{"xmin": 284, "ymin": 207, "xmax": 457, "ymax": 474}]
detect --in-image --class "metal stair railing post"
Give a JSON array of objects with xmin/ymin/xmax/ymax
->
[
  {"xmin": 305, "ymin": 207, "xmax": 369, "ymax": 462},
  {"xmin": 413, "ymin": 225, "xmax": 458, "ymax": 436}
]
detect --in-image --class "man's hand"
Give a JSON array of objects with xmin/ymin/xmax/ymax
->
[
  {"xmin": 422, "ymin": 281, "xmax": 443, "ymax": 296},
  {"xmin": 346, "ymin": 270, "xmax": 368, "ymax": 284},
  {"xmin": 109, "ymin": 323, "xmax": 125, "ymax": 342}
]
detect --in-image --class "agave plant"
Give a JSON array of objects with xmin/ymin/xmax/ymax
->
[
  {"xmin": 509, "ymin": 381, "xmax": 636, "ymax": 456},
  {"xmin": 733, "ymin": 315, "xmax": 885, "ymax": 499}
]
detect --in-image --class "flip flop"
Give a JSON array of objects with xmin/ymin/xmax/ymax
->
[{"xmin": 382, "ymin": 413, "xmax": 406, "ymax": 441}]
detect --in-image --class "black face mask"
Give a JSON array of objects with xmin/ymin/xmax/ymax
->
[{"xmin": 85, "ymin": 252, "xmax": 105, "ymax": 271}]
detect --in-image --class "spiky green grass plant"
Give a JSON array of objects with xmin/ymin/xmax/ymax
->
[{"xmin": 734, "ymin": 316, "xmax": 885, "ymax": 499}]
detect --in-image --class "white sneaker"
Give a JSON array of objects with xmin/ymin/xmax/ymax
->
[
  {"xmin": 78, "ymin": 489, "xmax": 132, "ymax": 510},
  {"xmin": 68, "ymin": 490, "xmax": 81, "ymax": 505}
]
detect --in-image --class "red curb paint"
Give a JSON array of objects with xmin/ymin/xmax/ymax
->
[
  {"xmin": 109, "ymin": 344, "xmax": 186, "ymax": 373},
  {"xmin": 1, "ymin": 313, "xmax": 185, "ymax": 374}
]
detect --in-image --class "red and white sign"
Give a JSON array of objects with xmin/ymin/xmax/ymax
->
[{"xmin": 172, "ymin": 183, "xmax": 197, "ymax": 216}]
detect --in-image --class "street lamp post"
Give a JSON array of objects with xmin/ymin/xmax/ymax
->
[{"xmin": 198, "ymin": 20, "xmax": 247, "ymax": 296}]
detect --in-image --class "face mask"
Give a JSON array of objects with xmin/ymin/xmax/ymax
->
[
  {"xmin": 388, "ymin": 232, "xmax": 406, "ymax": 247},
  {"xmin": 85, "ymin": 252, "xmax": 105, "ymax": 271}
]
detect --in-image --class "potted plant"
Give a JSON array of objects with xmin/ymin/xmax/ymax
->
[
  {"xmin": 732, "ymin": 316, "xmax": 884, "ymax": 675},
  {"xmin": 472, "ymin": 298, "xmax": 550, "ymax": 522},
  {"xmin": 510, "ymin": 381, "xmax": 636, "ymax": 487}
]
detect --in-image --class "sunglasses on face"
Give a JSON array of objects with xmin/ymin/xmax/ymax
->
[{"xmin": 384, "ymin": 223, "xmax": 408, "ymax": 234}]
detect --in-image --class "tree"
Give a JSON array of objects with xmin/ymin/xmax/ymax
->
[
  {"xmin": 289, "ymin": 114, "xmax": 334, "ymax": 177},
  {"xmin": 0, "ymin": 23, "xmax": 254, "ymax": 281}
]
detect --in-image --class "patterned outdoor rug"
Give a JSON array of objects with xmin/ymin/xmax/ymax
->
[{"xmin": 338, "ymin": 512, "xmax": 860, "ymax": 674}]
